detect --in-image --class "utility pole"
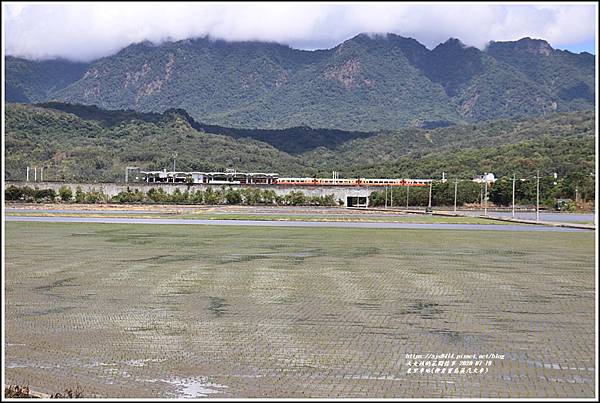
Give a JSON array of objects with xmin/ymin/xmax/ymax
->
[
  {"xmin": 512, "ymin": 174, "xmax": 516, "ymax": 218},
  {"xmin": 454, "ymin": 181, "xmax": 458, "ymax": 212},
  {"xmin": 385, "ymin": 186, "xmax": 388, "ymax": 208},
  {"xmin": 125, "ymin": 166, "xmax": 139, "ymax": 183},
  {"xmin": 390, "ymin": 187, "xmax": 393, "ymax": 207},
  {"xmin": 172, "ymin": 152, "xmax": 178, "ymax": 182},
  {"xmin": 34, "ymin": 167, "xmax": 37, "ymax": 182},
  {"xmin": 26, "ymin": 166, "xmax": 30, "ymax": 182},
  {"xmin": 428, "ymin": 181, "xmax": 433, "ymax": 210},
  {"xmin": 536, "ymin": 170, "xmax": 540, "ymax": 221},
  {"xmin": 480, "ymin": 186, "xmax": 483, "ymax": 209},
  {"xmin": 406, "ymin": 185, "xmax": 410, "ymax": 209},
  {"xmin": 40, "ymin": 167, "xmax": 43, "ymax": 182},
  {"xmin": 484, "ymin": 180, "xmax": 488, "ymax": 216}
]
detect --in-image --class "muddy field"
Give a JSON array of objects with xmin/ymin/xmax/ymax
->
[{"xmin": 4, "ymin": 222, "xmax": 596, "ymax": 398}]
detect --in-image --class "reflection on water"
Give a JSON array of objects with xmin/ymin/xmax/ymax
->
[
  {"xmin": 160, "ymin": 376, "xmax": 228, "ymax": 398},
  {"xmin": 460, "ymin": 210, "xmax": 595, "ymax": 223}
]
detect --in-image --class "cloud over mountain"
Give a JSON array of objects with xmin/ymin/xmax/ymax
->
[{"xmin": 4, "ymin": 3, "xmax": 597, "ymax": 62}]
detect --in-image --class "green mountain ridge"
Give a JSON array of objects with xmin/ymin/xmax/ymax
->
[
  {"xmin": 6, "ymin": 34, "xmax": 595, "ymax": 131},
  {"xmin": 34, "ymin": 102, "xmax": 376, "ymax": 154},
  {"xmin": 5, "ymin": 103, "xmax": 310, "ymax": 182},
  {"xmin": 5, "ymin": 103, "xmax": 594, "ymax": 186}
]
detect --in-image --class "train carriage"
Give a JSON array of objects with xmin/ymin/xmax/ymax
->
[{"xmin": 140, "ymin": 170, "xmax": 432, "ymax": 187}]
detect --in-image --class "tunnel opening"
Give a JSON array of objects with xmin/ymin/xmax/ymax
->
[{"xmin": 347, "ymin": 196, "xmax": 368, "ymax": 208}]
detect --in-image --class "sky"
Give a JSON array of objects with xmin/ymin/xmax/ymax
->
[{"xmin": 3, "ymin": 2, "xmax": 598, "ymax": 62}]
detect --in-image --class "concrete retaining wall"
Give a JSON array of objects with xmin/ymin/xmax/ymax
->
[{"xmin": 5, "ymin": 181, "xmax": 373, "ymax": 205}]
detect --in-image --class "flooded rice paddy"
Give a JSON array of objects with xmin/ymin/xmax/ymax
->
[
  {"xmin": 4, "ymin": 221, "xmax": 596, "ymax": 398},
  {"xmin": 4, "ymin": 215, "xmax": 588, "ymax": 232}
]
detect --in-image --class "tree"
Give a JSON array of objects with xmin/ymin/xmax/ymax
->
[
  {"xmin": 284, "ymin": 191, "xmax": 306, "ymax": 206},
  {"xmin": 225, "ymin": 188, "xmax": 242, "ymax": 204},
  {"xmin": 189, "ymin": 189, "xmax": 204, "ymax": 204},
  {"xmin": 261, "ymin": 189, "xmax": 277, "ymax": 205},
  {"xmin": 84, "ymin": 188, "xmax": 107, "ymax": 204},
  {"xmin": 171, "ymin": 188, "xmax": 188, "ymax": 204},
  {"xmin": 147, "ymin": 187, "xmax": 169, "ymax": 203},
  {"xmin": 204, "ymin": 187, "xmax": 222, "ymax": 205},
  {"xmin": 75, "ymin": 186, "xmax": 85, "ymax": 203},
  {"xmin": 5, "ymin": 186, "xmax": 24, "ymax": 201},
  {"xmin": 489, "ymin": 178, "xmax": 513, "ymax": 206},
  {"xmin": 242, "ymin": 188, "xmax": 261, "ymax": 205},
  {"xmin": 34, "ymin": 188, "xmax": 56, "ymax": 202},
  {"xmin": 457, "ymin": 181, "xmax": 483, "ymax": 205},
  {"xmin": 113, "ymin": 188, "xmax": 145, "ymax": 203},
  {"xmin": 58, "ymin": 185, "xmax": 73, "ymax": 202}
]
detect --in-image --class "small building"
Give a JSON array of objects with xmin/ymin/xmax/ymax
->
[{"xmin": 472, "ymin": 173, "xmax": 496, "ymax": 183}]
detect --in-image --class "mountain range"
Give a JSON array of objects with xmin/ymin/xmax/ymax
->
[{"xmin": 5, "ymin": 33, "xmax": 595, "ymax": 131}]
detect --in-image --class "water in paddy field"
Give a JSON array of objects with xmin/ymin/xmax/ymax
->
[
  {"xmin": 5, "ymin": 208, "xmax": 167, "ymax": 215},
  {"xmin": 459, "ymin": 210, "xmax": 595, "ymax": 223},
  {"xmin": 4, "ymin": 215, "xmax": 589, "ymax": 231},
  {"xmin": 4, "ymin": 218, "xmax": 595, "ymax": 397}
]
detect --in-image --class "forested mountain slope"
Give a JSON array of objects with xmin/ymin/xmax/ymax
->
[{"xmin": 6, "ymin": 34, "xmax": 594, "ymax": 131}]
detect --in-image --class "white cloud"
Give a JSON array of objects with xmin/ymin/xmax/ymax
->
[{"xmin": 3, "ymin": 2, "xmax": 597, "ymax": 62}]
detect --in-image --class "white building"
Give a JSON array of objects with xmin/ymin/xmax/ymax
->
[{"xmin": 472, "ymin": 173, "xmax": 496, "ymax": 183}]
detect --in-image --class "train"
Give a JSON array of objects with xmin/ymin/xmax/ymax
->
[
  {"xmin": 137, "ymin": 169, "xmax": 433, "ymax": 187},
  {"xmin": 275, "ymin": 177, "xmax": 432, "ymax": 187}
]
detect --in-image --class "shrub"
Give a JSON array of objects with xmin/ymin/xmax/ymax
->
[
  {"xmin": 284, "ymin": 191, "xmax": 306, "ymax": 206},
  {"xmin": 84, "ymin": 188, "xmax": 107, "ymax": 204},
  {"xmin": 34, "ymin": 188, "xmax": 56, "ymax": 202},
  {"xmin": 204, "ymin": 188, "xmax": 223, "ymax": 205},
  {"xmin": 5, "ymin": 185, "xmax": 24, "ymax": 201},
  {"xmin": 225, "ymin": 189, "xmax": 243, "ymax": 204},
  {"xmin": 147, "ymin": 187, "xmax": 169, "ymax": 203},
  {"xmin": 261, "ymin": 189, "xmax": 277, "ymax": 205},
  {"xmin": 75, "ymin": 186, "xmax": 86, "ymax": 203},
  {"xmin": 58, "ymin": 185, "xmax": 73, "ymax": 202},
  {"xmin": 171, "ymin": 188, "xmax": 189, "ymax": 204},
  {"xmin": 112, "ymin": 188, "xmax": 145, "ymax": 203},
  {"xmin": 242, "ymin": 188, "xmax": 261, "ymax": 205},
  {"xmin": 189, "ymin": 189, "xmax": 204, "ymax": 204}
]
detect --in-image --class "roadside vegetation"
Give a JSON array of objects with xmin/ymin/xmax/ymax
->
[
  {"xmin": 4, "ymin": 384, "xmax": 84, "ymax": 398},
  {"xmin": 4, "ymin": 185, "xmax": 338, "ymax": 207},
  {"xmin": 6, "ymin": 181, "xmax": 592, "ymax": 211},
  {"xmin": 368, "ymin": 176, "xmax": 594, "ymax": 210}
]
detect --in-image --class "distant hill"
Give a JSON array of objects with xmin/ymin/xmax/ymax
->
[
  {"xmin": 5, "ymin": 56, "xmax": 89, "ymax": 103},
  {"xmin": 34, "ymin": 102, "xmax": 375, "ymax": 154},
  {"xmin": 5, "ymin": 34, "xmax": 595, "ymax": 131},
  {"xmin": 5, "ymin": 103, "xmax": 594, "ymax": 183},
  {"xmin": 4, "ymin": 103, "xmax": 310, "ymax": 182},
  {"xmin": 307, "ymin": 110, "xmax": 595, "ymax": 179}
]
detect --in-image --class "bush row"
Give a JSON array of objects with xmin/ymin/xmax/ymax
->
[{"xmin": 5, "ymin": 185, "xmax": 339, "ymax": 207}]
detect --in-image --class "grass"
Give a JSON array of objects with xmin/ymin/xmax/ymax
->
[{"xmin": 4, "ymin": 221, "xmax": 596, "ymax": 398}]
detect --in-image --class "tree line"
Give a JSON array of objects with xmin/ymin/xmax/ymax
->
[
  {"xmin": 368, "ymin": 173, "xmax": 594, "ymax": 210},
  {"xmin": 4, "ymin": 185, "xmax": 338, "ymax": 207}
]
